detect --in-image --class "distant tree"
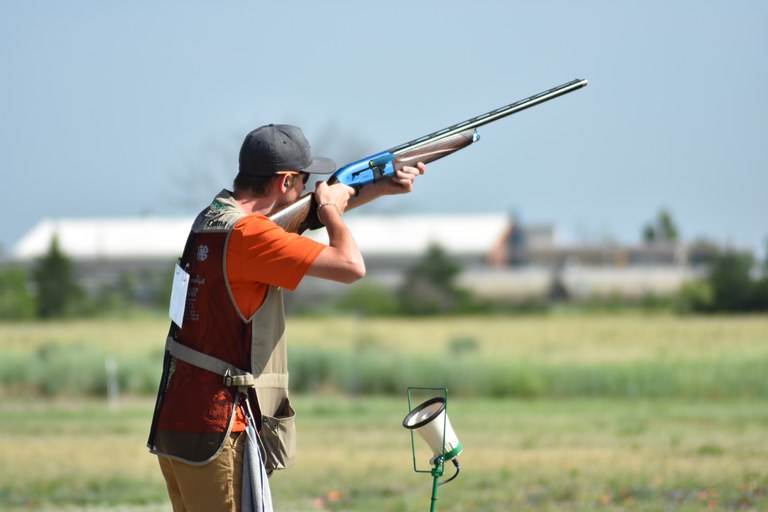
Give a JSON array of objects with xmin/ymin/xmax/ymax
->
[
  {"xmin": 642, "ymin": 224, "xmax": 657, "ymax": 243},
  {"xmin": 689, "ymin": 237, "xmax": 721, "ymax": 265},
  {"xmin": 643, "ymin": 208, "xmax": 679, "ymax": 243},
  {"xmin": 32, "ymin": 235, "xmax": 86, "ymax": 318},
  {"xmin": 763, "ymin": 238, "xmax": 768, "ymax": 273},
  {"xmin": 0, "ymin": 267, "xmax": 37, "ymax": 320},
  {"xmin": 657, "ymin": 210, "xmax": 679, "ymax": 241},
  {"xmin": 335, "ymin": 282, "xmax": 399, "ymax": 316},
  {"xmin": 755, "ymin": 239, "xmax": 768, "ymax": 308},
  {"xmin": 752, "ymin": 274, "xmax": 768, "ymax": 311},
  {"xmin": 94, "ymin": 271, "xmax": 141, "ymax": 312},
  {"xmin": 707, "ymin": 251, "xmax": 755, "ymax": 312},
  {"xmin": 396, "ymin": 243, "xmax": 471, "ymax": 315},
  {"xmin": 680, "ymin": 249, "xmax": 768, "ymax": 313},
  {"xmin": 146, "ymin": 267, "xmax": 175, "ymax": 309}
]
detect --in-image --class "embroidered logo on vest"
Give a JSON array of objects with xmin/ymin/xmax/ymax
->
[
  {"xmin": 206, "ymin": 219, "xmax": 228, "ymax": 230},
  {"xmin": 196, "ymin": 245, "xmax": 209, "ymax": 262}
]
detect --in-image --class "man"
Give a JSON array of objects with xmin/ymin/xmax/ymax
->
[{"xmin": 147, "ymin": 124, "xmax": 425, "ymax": 511}]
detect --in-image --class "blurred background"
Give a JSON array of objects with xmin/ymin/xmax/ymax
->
[
  {"xmin": 2, "ymin": 1, "xmax": 767, "ymax": 255},
  {"xmin": 1, "ymin": 1, "xmax": 767, "ymax": 511}
]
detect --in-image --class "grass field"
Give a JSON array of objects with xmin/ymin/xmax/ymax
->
[
  {"xmin": 1, "ymin": 313, "xmax": 767, "ymax": 511},
  {"xmin": 1, "ymin": 396, "xmax": 766, "ymax": 511},
  {"xmin": 3, "ymin": 312, "xmax": 767, "ymax": 363}
]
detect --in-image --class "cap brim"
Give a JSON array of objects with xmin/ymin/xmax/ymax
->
[{"xmin": 303, "ymin": 156, "xmax": 336, "ymax": 175}]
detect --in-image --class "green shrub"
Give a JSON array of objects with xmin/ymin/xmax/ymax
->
[
  {"xmin": 3, "ymin": 340, "xmax": 767, "ymax": 400},
  {"xmin": 447, "ymin": 335, "xmax": 480, "ymax": 355},
  {"xmin": 285, "ymin": 348, "xmax": 768, "ymax": 399},
  {"xmin": 0, "ymin": 342, "xmax": 160, "ymax": 398},
  {"xmin": 334, "ymin": 283, "xmax": 399, "ymax": 316},
  {"xmin": 0, "ymin": 267, "xmax": 37, "ymax": 321},
  {"xmin": 118, "ymin": 350, "xmax": 163, "ymax": 395},
  {"xmin": 677, "ymin": 280, "xmax": 715, "ymax": 313},
  {"xmin": 681, "ymin": 250, "xmax": 768, "ymax": 313},
  {"xmin": 29, "ymin": 343, "xmax": 107, "ymax": 396}
]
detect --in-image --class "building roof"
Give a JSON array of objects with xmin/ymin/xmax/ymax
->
[
  {"xmin": 12, "ymin": 217, "xmax": 193, "ymax": 260},
  {"xmin": 11, "ymin": 214, "xmax": 511, "ymax": 261}
]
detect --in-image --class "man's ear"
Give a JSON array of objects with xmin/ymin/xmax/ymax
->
[{"xmin": 274, "ymin": 175, "xmax": 289, "ymax": 194}]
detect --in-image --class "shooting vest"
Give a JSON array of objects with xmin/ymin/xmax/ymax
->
[{"xmin": 147, "ymin": 190, "xmax": 296, "ymax": 471}]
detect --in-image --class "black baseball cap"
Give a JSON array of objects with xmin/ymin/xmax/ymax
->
[{"xmin": 238, "ymin": 124, "xmax": 336, "ymax": 177}]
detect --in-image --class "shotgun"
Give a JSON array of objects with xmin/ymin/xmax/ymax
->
[{"xmin": 270, "ymin": 78, "xmax": 588, "ymax": 234}]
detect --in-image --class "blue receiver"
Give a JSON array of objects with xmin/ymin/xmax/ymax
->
[{"xmin": 331, "ymin": 151, "xmax": 396, "ymax": 189}]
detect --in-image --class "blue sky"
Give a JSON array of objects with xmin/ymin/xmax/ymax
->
[{"xmin": 2, "ymin": 1, "xmax": 766, "ymax": 257}]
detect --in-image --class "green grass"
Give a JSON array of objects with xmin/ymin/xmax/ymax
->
[
  {"xmin": 2, "ymin": 314, "xmax": 768, "ymax": 399},
  {"xmin": 3, "ymin": 314, "xmax": 767, "ymax": 362},
  {"xmin": 1, "ymin": 314, "xmax": 767, "ymax": 510},
  {"xmin": 0, "ymin": 396, "xmax": 766, "ymax": 511}
]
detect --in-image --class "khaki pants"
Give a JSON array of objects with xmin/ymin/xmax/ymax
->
[{"xmin": 159, "ymin": 431, "xmax": 245, "ymax": 512}]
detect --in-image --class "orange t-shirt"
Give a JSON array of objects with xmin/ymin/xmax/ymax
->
[
  {"xmin": 226, "ymin": 214, "xmax": 325, "ymax": 431},
  {"xmin": 226, "ymin": 214, "xmax": 326, "ymax": 318}
]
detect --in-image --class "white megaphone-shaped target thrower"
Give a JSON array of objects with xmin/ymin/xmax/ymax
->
[
  {"xmin": 403, "ymin": 396, "xmax": 463, "ymax": 465},
  {"xmin": 404, "ymin": 389, "xmax": 462, "ymax": 510}
]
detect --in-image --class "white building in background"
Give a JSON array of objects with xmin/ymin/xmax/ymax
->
[
  {"xmin": 6, "ymin": 213, "xmax": 707, "ymax": 304},
  {"xmin": 11, "ymin": 214, "xmax": 510, "ymax": 263},
  {"xmin": 12, "ymin": 217, "xmax": 192, "ymax": 261}
]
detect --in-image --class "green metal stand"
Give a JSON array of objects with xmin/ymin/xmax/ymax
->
[
  {"xmin": 429, "ymin": 456, "xmax": 445, "ymax": 512},
  {"xmin": 405, "ymin": 387, "xmax": 451, "ymax": 512}
]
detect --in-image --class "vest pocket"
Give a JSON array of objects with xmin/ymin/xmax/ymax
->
[{"xmin": 260, "ymin": 397, "xmax": 296, "ymax": 470}]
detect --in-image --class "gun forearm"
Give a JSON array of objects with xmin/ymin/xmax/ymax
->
[
  {"xmin": 346, "ymin": 161, "xmax": 427, "ymax": 212},
  {"xmin": 392, "ymin": 129, "xmax": 477, "ymax": 169}
]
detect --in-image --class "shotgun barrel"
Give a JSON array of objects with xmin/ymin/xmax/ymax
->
[
  {"xmin": 388, "ymin": 78, "xmax": 588, "ymax": 155},
  {"xmin": 269, "ymin": 78, "xmax": 588, "ymax": 233}
]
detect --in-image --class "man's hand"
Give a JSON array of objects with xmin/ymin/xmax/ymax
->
[
  {"xmin": 313, "ymin": 181, "xmax": 356, "ymax": 214},
  {"xmin": 346, "ymin": 162, "xmax": 426, "ymax": 211},
  {"xmin": 378, "ymin": 162, "xmax": 426, "ymax": 196}
]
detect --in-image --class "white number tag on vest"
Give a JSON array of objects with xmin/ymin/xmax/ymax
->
[{"xmin": 169, "ymin": 264, "xmax": 190, "ymax": 328}]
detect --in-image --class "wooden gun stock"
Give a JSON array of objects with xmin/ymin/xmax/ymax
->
[{"xmin": 269, "ymin": 193, "xmax": 316, "ymax": 234}]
